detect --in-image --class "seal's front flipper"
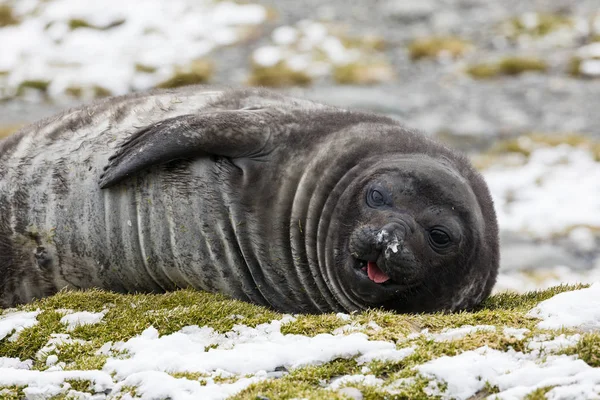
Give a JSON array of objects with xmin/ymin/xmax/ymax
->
[{"xmin": 99, "ymin": 110, "xmax": 273, "ymax": 189}]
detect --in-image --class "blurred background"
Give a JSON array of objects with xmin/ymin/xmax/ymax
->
[{"xmin": 0, "ymin": 0, "xmax": 599, "ymax": 292}]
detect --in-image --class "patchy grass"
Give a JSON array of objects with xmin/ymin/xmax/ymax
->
[
  {"xmin": 467, "ymin": 57, "xmax": 548, "ymax": 79},
  {"xmin": 471, "ymin": 132, "xmax": 600, "ymax": 170},
  {"xmin": 0, "ymin": 4, "xmax": 19, "ymax": 27},
  {"xmin": 505, "ymin": 13, "xmax": 573, "ymax": 38},
  {"xmin": 332, "ymin": 62, "xmax": 395, "ymax": 84},
  {"xmin": 0, "ymin": 284, "xmax": 595, "ymax": 399},
  {"xmin": 408, "ymin": 36, "xmax": 472, "ymax": 60},
  {"xmin": 16, "ymin": 79, "xmax": 50, "ymax": 96},
  {"xmin": 157, "ymin": 59, "xmax": 213, "ymax": 89},
  {"xmin": 562, "ymin": 333, "xmax": 600, "ymax": 367},
  {"xmin": 248, "ymin": 62, "xmax": 312, "ymax": 87}
]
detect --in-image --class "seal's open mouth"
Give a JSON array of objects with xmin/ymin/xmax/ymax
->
[{"xmin": 358, "ymin": 260, "xmax": 391, "ymax": 284}]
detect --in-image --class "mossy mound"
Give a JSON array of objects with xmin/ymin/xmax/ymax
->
[{"xmin": 1, "ymin": 284, "xmax": 598, "ymax": 399}]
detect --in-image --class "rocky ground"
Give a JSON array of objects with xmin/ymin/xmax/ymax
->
[{"xmin": 1, "ymin": 0, "xmax": 599, "ymax": 288}]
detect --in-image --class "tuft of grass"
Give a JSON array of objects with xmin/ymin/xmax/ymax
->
[
  {"xmin": 508, "ymin": 13, "xmax": 573, "ymax": 38},
  {"xmin": 157, "ymin": 60, "xmax": 213, "ymax": 89},
  {"xmin": 561, "ymin": 333, "xmax": 600, "ymax": 367},
  {"xmin": 332, "ymin": 62, "xmax": 395, "ymax": 85},
  {"xmin": 135, "ymin": 63, "xmax": 157, "ymax": 73},
  {"xmin": 467, "ymin": 57, "xmax": 547, "ymax": 79},
  {"xmin": 16, "ymin": 80, "xmax": 50, "ymax": 95},
  {"xmin": 0, "ymin": 4, "xmax": 19, "ymax": 27},
  {"xmin": 248, "ymin": 62, "xmax": 312, "ymax": 87},
  {"xmin": 408, "ymin": 36, "xmax": 472, "ymax": 60},
  {"xmin": 68, "ymin": 18, "xmax": 125, "ymax": 31},
  {"xmin": 499, "ymin": 57, "xmax": 548, "ymax": 75},
  {"xmin": 0, "ymin": 386, "xmax": 25, "ymax": 400},
  {"xmin": 64, "ymin": 379, "xmax": 92, "ymax": 392},
  {"xmin": 524, "ymin": 386, "xmax": 555, "ymax": 400}
]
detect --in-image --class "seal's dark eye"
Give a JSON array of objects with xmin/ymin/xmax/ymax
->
[
  {"xmin": 429, "ymin": 228, "xmax": 451, "ymax": 248},
  {"xmin": 367, "ymin": 188, "xmax": 386, "ymax": 207}
]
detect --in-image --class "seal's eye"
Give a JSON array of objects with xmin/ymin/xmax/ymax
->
[
  {"xmin": 429, "ymin": 228, "xmax": 451, "ymax": 248},
  {"xmin": 367, "ymin": 188, "xmax": 387, "ymax": 207}
]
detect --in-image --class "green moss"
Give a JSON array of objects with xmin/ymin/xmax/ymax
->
[
  {"xmin": 332, "ymin": 62, "xmax": 394, "ymax": 85},
  {"xmin": 135, "ymin": 63, "xmax": 157, "ymax": 73},
  {"xmin": 16, "ymin": 80, "xmax": 50, "ymax": 95},
  {"xmin": 561, "ymin": 333, "xmax": 600, "ymax": 367},
  {"xmin": 68, "ymin": 18, "xmax": 125, "ymax": 31},
  {"xmin": 65, "ymin": 86, "xmax": 83, "ymax": 98},
  {"xmin": 524, "ymin": 386, "xmax": 555, "ymax": 399},
  {"xmin": 467, "ymin": 57, "xmax": 547, "ymax": 79},
  {"xmin": 0, "ymin": 4, "xmax": 19, "ymax": 27},
  {"xmin": 340, "ymin": 35, "xmax": 386, "ymax": 52},
  {"xmin": 157, "ymin": 60, "xmax": 213, "ymax": 88},
  {"xmin": 0, "ymin": 386, "xmax": 26, "ymax": 400},
  {"xmin": 509, "ymin": 13, "xmax": 573, "ymax": 38},
  {"xmin": 408, "ymin": 36, "xmax": 472, "ymax": 60},
  {"xmin": 93, "ymin": 86, "xmax": 111, "ymax": 98},
  {"xmin": 466, "ymin": 63, "xmax": 500, "ymax": 78},
  {"xmin": 248, "ymin": 62, "xmax": 312, "ymax": 87},
  {"xmin": 499, "ymin": 57, "xmax": 548, "ymax": 75},
  {"xmin": 64, "ymin": 379, "xmax": 92, "ymax": 392},
  {"xmin": 281, "ymin": 314, "xmax": 349, "ymax": 336}
]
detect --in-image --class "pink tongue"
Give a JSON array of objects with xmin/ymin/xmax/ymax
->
[{"xmin": 367, "ymin": 261, "xmax": 390, "ymax": 284}]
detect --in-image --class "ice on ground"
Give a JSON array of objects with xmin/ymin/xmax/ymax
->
[
  {"xmin": 356, "ymin": 346, "xmax": 415, "ymax": 364},
  {"xmin": 329, "ymin": 374, "xmax": 385, "ymax": 389},
  {"xmin": 0, "ymin": 0, "xmax": 267, "ymax": 100},
  {"xmin": 0, "ymin": 309, "xmax": 40, "ymax": 341},
  {"xmin": 503, "ymin": 327, "xmax": 530, "ymax": 340},
  {"xmin": 60, "ymin": 310, "xmax": 107, "ymax": 331},
  {"xmin": 431, "ymin": 325, "xmax": 496, "ymax": 342},
  {"xmin": 527, "ymin": 282, "xmax": 600, "ymax": 330},
  {"xmin": 417, "ymin": 346, "xmax": 600, "ymax": 400},
  {"xmin": 106, "ymin": 319, "xmax": 396, "ymax": 379},
  {"xmin": 0, "ymin": 357, "xmax": 32, "ymax": 369},
  {"xmin": 484, "ymin": 146, "xmax": 600, "ymax": 238},
  {"xmin": 0, "ymin": 315, "xmax": 403, "ymax": 399}
]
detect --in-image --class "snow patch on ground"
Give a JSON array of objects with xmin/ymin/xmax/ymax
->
[
  {"xmin": 527, "ymin": 282, "xmax": 600, "ymax": 330},
  {"xmin": 417, "ymin": 347, "xmax": 600, "ymax": 400},
  {"xmin": 0, "ymin": 309, "xmax": 40, "ymax": 341},
  {"xmin": 60, "ymin": 310, "xmax": 107, "ymax": 331},
  {"xmin": 484, "ymin": 146, "xmax": 600, "ymax": 238},
  {"xmin": 0, "ymin": 0, "xmax": 266, "ymax": 100}
]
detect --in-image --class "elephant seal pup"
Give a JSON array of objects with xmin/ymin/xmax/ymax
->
[{"xmin": 0, "ymin": 86, "xmax": 498, "ymax": 313}]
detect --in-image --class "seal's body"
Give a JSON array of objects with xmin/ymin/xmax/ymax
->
[{"xmin": 0, "ymin": 87, "xmax": 499, "ymax": 313}]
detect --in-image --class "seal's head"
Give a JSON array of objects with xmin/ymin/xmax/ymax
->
[{"xmin": 328, "ymin": 150, "xmax": 498, "ymax": 313}]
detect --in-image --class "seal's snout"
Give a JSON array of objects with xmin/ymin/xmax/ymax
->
[{"xmin": 376, "ymin": 220, "xmax": 412, "ymax": 257}]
